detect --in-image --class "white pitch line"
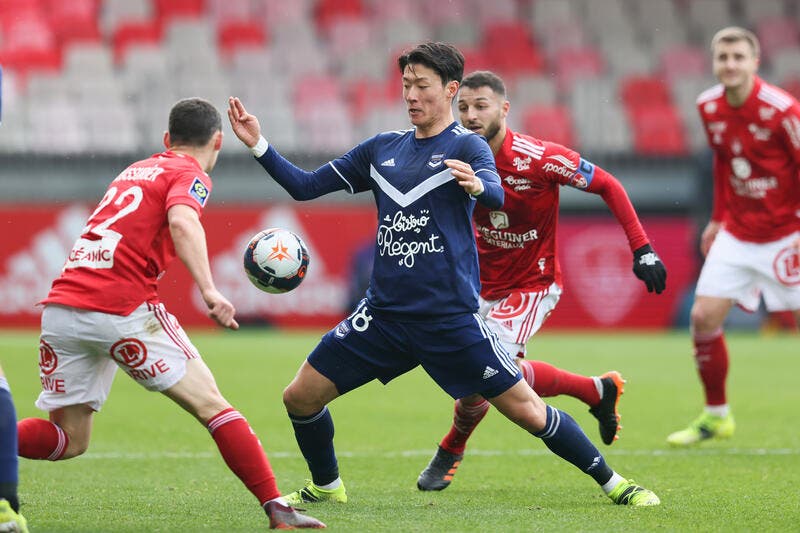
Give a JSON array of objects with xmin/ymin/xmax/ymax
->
[{"xmin": 78, "ymin": 447, "xmax": 800, "ymax": 460}]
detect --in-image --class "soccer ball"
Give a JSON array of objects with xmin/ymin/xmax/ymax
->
[{"xmin": 243, "ymin": 228, "xmax": 310, "ymax": 293}]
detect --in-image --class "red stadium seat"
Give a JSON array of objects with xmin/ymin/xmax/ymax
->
[
  {"xmin": 154, "ymin": 0, "xmax": 205, "ymax": 24},
  {"xmin": 314, "ymin": 0, "xmax": 364, "ymax": 32},
  {"xmin": 521, "ymin": 105, "xmax": 575, "ymax": 147},
  {"xmin": 481, "ymin": 22, "xmax": 543, "ymax": 79},
  {"xmin": 218, "ymin": 20, "xmax": 267, "ymax": 60},
  {"xmin": 628, "ymin": 105, "xmax": 688, "ymax": 156},
  {"xmin": 553, "ymin": 46, "xmax": 604, "ymax": 91},
  {"xmin": 755, "ymin": 17, "xmax": 800, "ymax": 61},
  {"xmin": 346, "ymin": 78, "xmax": 396, "ymax": 122},
  {"xmin": 620, "ymin": 75, "xmax": 672, "ymax": 109},
  {"xmin": 112, "ymin": 20, "xmax": 163, "ymax": 64},
  {"xmin": 293, "ymin": 74, "xmax": 343, "ymax": 119},
  {"xmin": 659, "ymin": 45, "xmax": 707, "ymax": 80}
]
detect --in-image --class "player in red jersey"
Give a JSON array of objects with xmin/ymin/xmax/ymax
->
[
  {"xmin": 667, "ymin": 27, "xmax": 800, "ymax": 446},
  {"xmin": 15, "ymin": 98, "xmax": 324, "ymax": 529},
  {"xmin": 417, "ymin": 71, "xmax": 666, "ymax": 491}
]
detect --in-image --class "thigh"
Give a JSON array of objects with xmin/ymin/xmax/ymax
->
[
  {"xmin": 310, "ymin": 301, "xmax": 417, "ymax": 395},
  {"xmin": 696, "ymin": 230, "xmax": 761, "ymax": 311},
  {"xmin": 757, "ymin": 233, "xmax": 800, "ymax": 311},
  {"xmin": 37, "ymin": 305, "xmax": 118, "ymax": 413},
  {"xmin": 413, "ymin": 313, "xmax": 522, "ymax": 400},
  {"xmin": 480, "ymin": 283, "xmax": 562, "ymax": 358},
  {"xmin": 109, "ymin": 302, "xmax": 201, "ymax": 392}
]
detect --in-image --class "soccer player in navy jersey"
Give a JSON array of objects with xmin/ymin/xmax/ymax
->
[{"xmin": 229, "ymin": 42, "xmax": 660, "ymax": 507}]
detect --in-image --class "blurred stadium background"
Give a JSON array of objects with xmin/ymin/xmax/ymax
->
[{"xmin": 1, "ymin": 0, "xmax": 797, "ymax": 331}]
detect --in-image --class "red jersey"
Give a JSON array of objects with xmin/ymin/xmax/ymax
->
[
  {"xmin": 697, "ymin": 75, "xmax": 800, "ymax": 242},
  {"xmin": 474, "ymin": 129, "xmax": 649, "ymax": 300},
  {"xmin": 44, "ymin": 151, "xmax": 212, "ymax": 315}
]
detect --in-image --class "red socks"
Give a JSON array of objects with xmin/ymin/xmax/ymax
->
[
  {"xmin": 521, "ymin": 360, "xmax": 600, "ymax": 406},
  {"xmin": 440, "ymin": 398, "xmax": 490, "ymax": 455},
  {"xmin": 17, "ymin": 418, "xmax": 68, "ymax": 460},
  {"xmin": 693, "ymin": 329, "xmax": 729, "ymax": 406},
  {"xmin": 207, "ymin": 408, "xmax": 280, "ymax": 504}
]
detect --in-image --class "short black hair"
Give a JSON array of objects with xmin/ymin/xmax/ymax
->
[
  {"xmin": 397, "ymin": 42, "xmax": 464, "ymax": 85},
  {"xmin": 461, "ymin": 70, "xmax": 507, "ymax": 98},
  {"xmin": 168, "ymin": 97, "xmax": 221, "ymax": 147}
]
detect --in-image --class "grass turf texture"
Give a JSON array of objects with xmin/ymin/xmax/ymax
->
[{"xmin": 2, "ymin": 329, "xmax": 798, "ymax": 532}]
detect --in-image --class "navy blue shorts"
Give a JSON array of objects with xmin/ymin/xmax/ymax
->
[{"xmin": 308, "ymin": 300, "xmax": 522, "ymax": 399}]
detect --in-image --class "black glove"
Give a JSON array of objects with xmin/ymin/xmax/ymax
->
[{"xmin": 633, "ymin": 244, "xmax": 667, "ymax": 294}]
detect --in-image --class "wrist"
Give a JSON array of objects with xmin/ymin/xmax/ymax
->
[{"xmin": 250, "ymin": 136, "xmax": 269, "ymax": 157}]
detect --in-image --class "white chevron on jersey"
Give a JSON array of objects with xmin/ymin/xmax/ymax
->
[
  {"xmin": 758, "ymin": 83, "xmax": 792, "ymax": 112},
  {"xmin": 511, "ymin": 134, "xmax": 545, "ymax": 160},
  {"xmin": 369, "ymin": 165, "xmax": 454, "ymax": 208},
  {"xmin": 546, "ymin": 154, "xmax": 577, "ymax": 170},
  {"xmin": 697, "ymin": 84, "xmax": 724, "ymax": 105}
]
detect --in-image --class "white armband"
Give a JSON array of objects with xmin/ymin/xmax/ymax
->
[{"xmin": 250, "ymin": 136, "xmax": 269, "ymax": 157}]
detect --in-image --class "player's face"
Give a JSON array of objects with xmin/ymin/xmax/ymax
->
[
  {"xmin": 457, "ymin": 86, "xmax": 506, "ymax": 143},
  {"xmin": 712, "ymin": 40, "xmax": 758, "ymax": 90},
  {"xmin": 402, "ymin": 64, "xmax": 456, "ymax": 129}
]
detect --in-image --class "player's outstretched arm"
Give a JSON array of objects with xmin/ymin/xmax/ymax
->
[
  {"xmin": 227, "ymin": 96, "xmax": 261, "ymax": 148},
  {"xmin": 168, "ymin": 204, "xmax": 239, "ymax": 330}
]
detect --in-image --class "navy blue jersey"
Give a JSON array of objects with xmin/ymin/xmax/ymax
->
[{"xmin": 255, "ymin": 122, "xmax": 501, "ymax": 319}]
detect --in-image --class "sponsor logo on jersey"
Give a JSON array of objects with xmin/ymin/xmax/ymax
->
[
  {"xmin": 39, "ymin": 340, "xmax": 58, "ymax": 375},
  {"xmin": 704, "ymin": 101, "xmax": 718, "ymax": 114},
  {"xmin": 482, "ymin": 366, "xmax": 499, "ymax": 379},
  {"xmin": 731, "ymin": 138, "xmax": 743, "ymax": 155},
  {"xmin": 377, "ymin": 209, "xmax": 444, "ymax": 268},
  {"xmin": 513, "ymin": 155, "xmax": 531, "ymax": 171},
  {"xmin": 759, "ymin": 106, "xmax": 776, "ymax": 121},
  {"xmin": 538, "ymin": 258, "xmax": 546, "ymax": 273},
  {"xmin": 503, "ymin": 174, "xmax": 531, "ymax": 191},
  {"xmin": 748, "ymin": 123, "xmax": 771, "ymax": 141},
  {"xmin": 427, "ymin": 153, "xmax": 445, "ymax": 168},
  {"xmin": 774, "ymin": 246, "xmax": 800, "ymax": 286},
  {"xmin": 542, "ymin": 154, "xmax": 577, "ymax": 178},
  {"xmin": 475, "ymin": 223, "xmax": 538, "ymax": 249},
  {"xmin": 189, "ymin": 177, "xmax": 209, "ymax": 206},
  {"xmin": 708, "ymin": 121, "xmax": 726, "ymax": 144},
  {"xmin": 380, "ymin": 158, "xmax": 395, "ymax": 167}
]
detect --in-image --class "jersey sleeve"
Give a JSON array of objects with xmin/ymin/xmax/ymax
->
[
  {"xmin": 778, "ymin": 101, "xmax": 800, "ymax": 167},
  {"xmin": 583, "ymin": 162, "xmax": 650, "ymax": 251},
  {"xmin": 328, "ymin": 136, "xmax": 376, "ymax": 193},
  {"xmin": 255, "ymin": 144, "xmax": 357, "ymax": 200},
  {"xmin": 165, "ymin": 171, "xmax": 212, "ymax": 216},
  {"xmin": 463, "ymin": 133, "xmax": 502, "ymax": 208}
]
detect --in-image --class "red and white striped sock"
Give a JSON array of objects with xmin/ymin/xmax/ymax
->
[
  {"xmin": 17, "ymin": 418, "xmax": 68, "ymax": 460},
  {"xmin": 440, "ymin": 398, "xmax": 491, "ymax": 455},
  {"xmin": 207, "ymin": 408, "xmax": 280, "ymax": 504}
]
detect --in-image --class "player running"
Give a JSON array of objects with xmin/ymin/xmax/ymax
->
[
  {"xmin": 229, "ymin": 42, "xmax": 660, "ymax": 508},
  {"xmin": 16, "ymin": 98, "xmax": 324, "ymax": 529},
  {"xmin": 667, "ymin": 27, "xmax": 800, "ymax": 446},
  {"xmin": 416, "ymin": 70, "xmax": 667, "ymax": 491}
]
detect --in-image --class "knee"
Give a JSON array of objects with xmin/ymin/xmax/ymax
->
[
  {"xmin": 690, "ymin": 302, "xmax": 722, "ymax": 333},
  {"xmin": 62, "ymin": 436, "xmax": 89, "ymax": 459},
  {"xmin": 283, "ymin": 383, "xmax": 320, "ymax": 416}
]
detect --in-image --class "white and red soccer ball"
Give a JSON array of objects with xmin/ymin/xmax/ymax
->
[{"xmin": 243, "ymin": 228, "xmax": 310, "ymax": 293}]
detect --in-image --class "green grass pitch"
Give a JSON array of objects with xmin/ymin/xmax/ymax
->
[{"xmin": 2, "ymin": 329, "xmax": 798, "ymax": 532}]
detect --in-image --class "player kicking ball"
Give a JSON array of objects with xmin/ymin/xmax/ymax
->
[
  {"xmin": 416, "ymin": 70, "xmax": 667, "ymax": 492},
  {"xmin": 229, "ymin": 42, "xmax": 661, "ymax": 509}
]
